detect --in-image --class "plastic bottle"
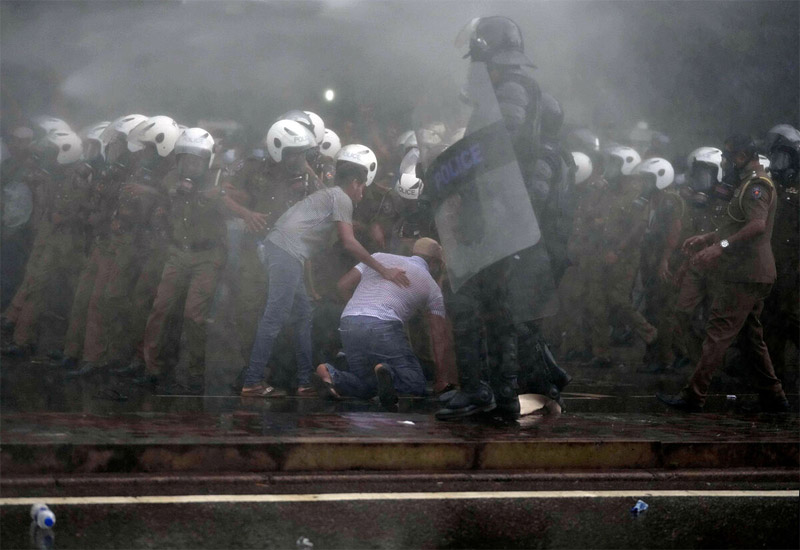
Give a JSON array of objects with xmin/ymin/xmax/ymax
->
[
  {"xmin": 630, "ymin": 500, "xmax": 649, "ymax": 514},
  {"xmin": 30, "ymin": 503, "xmax": 56, "ymax": 529}
]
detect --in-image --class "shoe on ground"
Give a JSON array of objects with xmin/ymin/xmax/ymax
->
[
  {"xmin": 311, "ymin": 372, "xmax": 340, "ymax": 400},
  {"xmin": 47, "ymin": 349, "xmax": 64, "ymax": 361},
  {"xmin": 157, "ymin": 381, "xmax": 203, "ymax": 396},
  {"xmin": 240, "ymin": 384, "xmax": 286, "ymax": 398},
  {"xmin": 436, "ymin": 384, "xmax": 458, "ymax": 404},
  {"xmin": 375, "ymin": 363, "xmax": 398, "ymax": 410},
  {"xmin": 435, "ymin": 382, "xmax": 496, "ymax": 420},
  {"xmin": 65, "ymin": 361, "xmax": 102, "ymax": 378},
  {"xmin": 656, "ymin": 392, "xmax": 703, "ymax": 413},
  {"xmin": 637, "ymin": 362, "xmax": 671, "ymax": 374}
]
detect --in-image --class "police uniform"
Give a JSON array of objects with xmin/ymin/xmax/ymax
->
[
  {"xmin": 680, "ymin": 163, "xmax": 787, "ymax": 406},
  {"xmin": 640, "ymin": 189, "xmax": 688, "ymax": 367},
  {"xmin": 583, "ymin": 178, "xmax": 656, "ymax": 359},
  {"xmin": 3, "ymin": 163, "xmax": 93, "ymax": 349},
  {"xmin": 142, "ymin": 169, "xmax": 227, "ymax": 388},
  {"xmin": 61, "ymin": 169, "xmax": 125, "ymax": 361},
  {"xmin": 672, "ymin": 189, "xmax": 729, "ymax": 366},
  {"xmin": 762, "ymin": 183, "xmax": 799, "ymax": 381},
  {"xmin": 557, "ymin": 177, "xmax": 608, "ymax": 360},
  {"xmin": 81, "ymin": 167, "xmax": 170, "ymax": 365}
]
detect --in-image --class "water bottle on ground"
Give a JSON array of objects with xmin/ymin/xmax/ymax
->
[{"xmin": 30, "ymin": 503, "xmax": 56, "ymax": 528}]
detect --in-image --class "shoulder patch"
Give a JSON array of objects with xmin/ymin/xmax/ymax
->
[{"xmin": 749, "ymin": 185, "xmax": 765, "ymax": 200}]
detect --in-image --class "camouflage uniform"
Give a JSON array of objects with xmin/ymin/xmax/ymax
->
[
  {"xmin": 61, "ymin": 169, "xmax": 125, "ymax": 360},
  {"xmin": 3, "ymin": 163, "xmax": 93, "ymax": 349},
  {"xmin": 142, "ymin": 170, "xmax": 227, "ymax": 384},
  {"xmin": 639, "ymin": 190, "xmax": 689, "ymax": 366},
  {"xmin": 583, "ymin": 179, "xmax": 655, "ymax": 359},
  {"xmin": 82, "ymin": 167, "xmax": 170, "ymax": 364}
]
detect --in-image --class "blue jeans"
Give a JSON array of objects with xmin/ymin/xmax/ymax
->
[
  {"xmin": 243, "ymin": 240, "xmax": 313, "ymax": 387},
  {"xmin": 325, "ymin": 315, "xmax": 426, "ymax": 399}
]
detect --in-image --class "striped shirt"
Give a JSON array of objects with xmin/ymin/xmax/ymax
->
[{"xmin": 342, "ymin": 253, "xmax": 446, "ymax": 324}]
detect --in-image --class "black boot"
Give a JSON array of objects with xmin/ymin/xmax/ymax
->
[
  {"xmin": 494, "ymin": 375, "xmax": 521, "ymax": 419},
  {"xmin": 435, "ymin": 381, "xmax": 496, "ymax": 420}
]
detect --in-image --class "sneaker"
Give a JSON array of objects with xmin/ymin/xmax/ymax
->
[
  {"xmin": 375, "ymin": 363, "xmax": 398, "ymax": 411},
  {"xmin": 240, "ymin": 384, "xmax": 286, "ymax": 398},
  {"xmin": 64, "ymin": 361, "xmax": 102, "ymax": 378},
  {"xmin": 111, "ymin": 358, "xmax": 145, "ymax": 378},
  {"xmin": 435, "ymin": 382, "xmax": 496, "ymax": 420}
]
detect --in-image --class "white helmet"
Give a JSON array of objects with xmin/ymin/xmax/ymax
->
[
  {"xmin": 687, "ymin": 146, "xmax": 723, "ymax": 183},
  {"xmin": 99, "ymin": 114, "xmax": 148, "ymax": 146},
  {"xmin": 634, "ymin": 157, "xmax": 674, "ymax": 190},
  {"xmin": 303, "ymin": 111, "xmax": 325, "ymax": 145},
  {"xmin": 571, "ymin": 151, "xmax": 593, "ymax": 185},
  {"xmin": 336, "ymin": 144, "xmax": 378, "ymax": 186},
  {"xmin": 127, "ymin": 115, "xmax": 181, "ymax": 156},
  {"xmin": 396, "ymin": 130, "xmax": 417, "ymax": 150},
  {"xmin": 82, "ymin": 121, "xmax": 111, "ymax": 142},
  {"xmin": 45, "ymin": 130, "xmax": 83, "ymax": 165},
  {"xmin": 81, "ymin": 121, "xmax": 111, "ymax": 159},
  {"xmin": 604, "ymin": 145, "xmax": 641, "ymax": 178},
  {"xmin": 320, "ymin": 128, "xmax": 341, "ymax": 159},
  {"xmin": 33, "ymin": 116, "xmax": 71, "ymax": 134},
  {"xmin": 758, "ymin": 154, "xmax": 771, "ymax": 173},
  {"xmin": 395, "ymin": 171, "xmax": 424, "ymax": 200},
  {"xmin": 265, "ymin": 119, "xmax": 316, "ymax": 163},
  {"xmin": 174, "ymin": 127, "xmax": 215, "ymax": 166},
  {"xmin": 277, "ymin": 110, "xmax": 322, "ymax": 145}
]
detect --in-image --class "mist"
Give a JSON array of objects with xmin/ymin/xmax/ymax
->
[{"xmin": 2, "ymin": 0, "xmax": 798, "ymax": 152}]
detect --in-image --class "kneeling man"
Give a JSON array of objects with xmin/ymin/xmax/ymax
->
[{"xmin": 316, "ymin": 238, "xmax": 447, "ymax": 408}]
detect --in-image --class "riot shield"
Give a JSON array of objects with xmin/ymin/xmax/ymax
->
[{"xmin": 414, "ymin": 62, "xmax": 557, "ymax": 321}]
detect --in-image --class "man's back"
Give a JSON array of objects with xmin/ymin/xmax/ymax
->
[{"xmin": 343, "ymin": 252, "xmax": 444, "ymax": 324}]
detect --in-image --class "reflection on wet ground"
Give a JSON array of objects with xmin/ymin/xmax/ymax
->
[{"xmin": 1, "ymin": 357, "xmax": 797, "ymax": 447}]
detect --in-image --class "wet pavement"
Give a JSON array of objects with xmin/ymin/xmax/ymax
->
[{"xmin": 2, "ymin": 354, "xmax": 798, "ymax": 475}]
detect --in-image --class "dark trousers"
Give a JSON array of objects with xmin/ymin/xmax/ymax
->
[
  {"xmin": 682, "ymin": 281, "xmax": 786, "ymax": 406},
  {"xmin": 444, "ymin": 259, "xmax": 518, "ymax": 391},
  {"xmin": 326, "ymin": 315, "xmax": 427, "ymax": 399}
]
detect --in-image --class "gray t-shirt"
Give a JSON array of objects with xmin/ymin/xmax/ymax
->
[{"xmin": 268, "ymin": 186, "xmax": 353, "ymax": 262}]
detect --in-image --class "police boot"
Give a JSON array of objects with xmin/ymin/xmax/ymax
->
[
  {"xmin": 494, "ymin": 374, "xmax": 521, "ymax": 419},
  {"xmin": 435, "ymin": 381, "xmax": 496, "ymax": 420},
  {"xmin": 538, "ymin": 338, "xmax": 571, "ymax": 392}
]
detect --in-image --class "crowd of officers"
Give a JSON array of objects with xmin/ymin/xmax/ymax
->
[{"xmin": 1, "ymin": 74, "xmax": 798, "ymax": 416}]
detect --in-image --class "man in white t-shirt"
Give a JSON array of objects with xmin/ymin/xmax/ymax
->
[
  {"xmin": 240, "ymin": 145, "xmax": 410, "ymax": 397},
  {"xmin": 314, "ymin": 238, "xmax": 447, "ymax": 409}
]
